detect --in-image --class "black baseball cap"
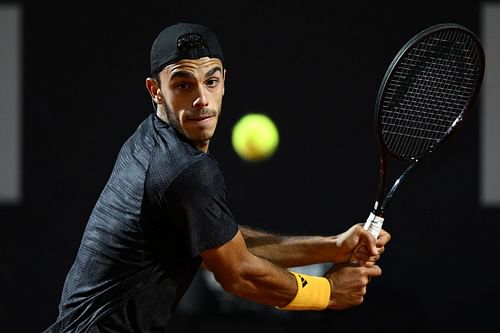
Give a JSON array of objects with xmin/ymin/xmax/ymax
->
[{"xmin": 150, "ymin": 22, "xmax": 224, "ymax": 75}]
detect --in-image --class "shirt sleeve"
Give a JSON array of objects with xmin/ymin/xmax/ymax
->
[{"xmin": 164, "ymin": 155, "xmax": 238, "ymax": 257}]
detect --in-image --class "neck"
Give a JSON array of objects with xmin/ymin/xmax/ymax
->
[
  {"xmin": 156, "ymin": 109, "xmax": 169, "ymax": 124},
  {"xmin": 196, "ymin": 141, "xmax": 210, "ymax": 153}
]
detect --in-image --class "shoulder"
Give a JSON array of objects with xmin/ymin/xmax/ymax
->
[
  {"xmin": 172, "ymin": 154, "xmax": 224, "ymax": 195},
  {"xmin": 145, "ymin": 128, "xmax": 224, "ymax": 198}
]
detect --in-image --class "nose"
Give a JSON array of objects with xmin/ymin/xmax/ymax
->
[{"xmin": 193, "ymin": 85, "xmax": 209, "ymax": 109}]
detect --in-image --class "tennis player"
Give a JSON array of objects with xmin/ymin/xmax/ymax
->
[{"xmin": 43, "ymin": 22, "xmax": 390, "ymax": 333}]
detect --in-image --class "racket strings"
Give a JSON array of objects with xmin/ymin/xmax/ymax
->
[
  {"xmin": 380, "ymin": 28, "xmax": 482, "ymax": 158},
  {"xmin": 384, "ymin": 31, "xmax": 478, "ymax": 155}
]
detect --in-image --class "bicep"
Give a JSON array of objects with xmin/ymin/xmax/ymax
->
[{"xmin": 201, "ymin": 230, "xmax": 249, "ymax": 282}]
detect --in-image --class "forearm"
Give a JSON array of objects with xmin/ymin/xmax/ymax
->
[
  {"xmin": 219, "ymin": 252, "xmax": 299, "ymax": 307},
  {"xmin": 220, "ymin": 253, "xmax": 330, "ymax": 310},
  {"xmin": 239, "ymin": 225, "xmax": 338, "ymax": 267},
  {"xmin": 203, "ymin": 230, "xmax": 365, "ymax": 311},
  {"xmin": 202, "ymin": 231, "xmax": 299, "ymax": 307}
]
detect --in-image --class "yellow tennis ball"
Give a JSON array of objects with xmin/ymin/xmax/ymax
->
[{"xmin": 232, "ymin": 113, "xmax": 279, "ymax": 162}]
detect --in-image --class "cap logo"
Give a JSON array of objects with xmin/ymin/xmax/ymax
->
[{"xmin": 177, "ymin": 33, "xmax": 210, "ymax": 59}]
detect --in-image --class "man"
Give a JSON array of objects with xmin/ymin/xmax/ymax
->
[{"xmin": 43, "ymin": 22, "xmax": 390, "ymax": 332}]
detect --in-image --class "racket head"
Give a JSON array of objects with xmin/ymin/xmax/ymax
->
[{"xmin": 374, "ymin": 23, "xmax": 485, "ymax": 161}]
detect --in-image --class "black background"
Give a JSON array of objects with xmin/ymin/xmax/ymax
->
[{"xmin": 1, "ymin": 1, "xmax": 499, "ymax": 332}]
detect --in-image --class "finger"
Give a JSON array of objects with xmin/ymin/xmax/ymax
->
[
  {"xmin": 367, "ymin": 254, "xmax": 380, "ymax": 262},
  {"xmin": 365, "ymin": 265, "xmax": 382, "ymax": 277},
  {"xmin": 351, "ymin": 248, "xmax": 370, "ymax": 264},
  {"xmin": 363, "ymin": 260, "xmax": 376, "ymax": 267},
  {"xmin": 377, "ymin": 230, "xmax": 391, "ymax": 246},
  {"xmin": 356, "ymin": 239, "xmax": 380, "ymax": 257},
  {"xmin": 357, "ymin": 229, "xmax": 378, "ymax": 256}
]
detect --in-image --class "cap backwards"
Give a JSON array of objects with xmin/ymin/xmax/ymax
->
[{"xmin": 150, "ymin": 22, "xmax": 224, "ymax": 76}]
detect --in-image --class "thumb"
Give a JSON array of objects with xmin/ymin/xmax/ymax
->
[{"xmin": 360, "ymin": 228, "xmax": 378, "ymax": 256}]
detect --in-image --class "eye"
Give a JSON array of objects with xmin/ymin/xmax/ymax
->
[
  {"xmin": 206, "ymin": 78, "xmax": 220, "ymax": 87},
  {"xmin": 175, "ymin": 81, "xmax": 191, "ymax": 90}
]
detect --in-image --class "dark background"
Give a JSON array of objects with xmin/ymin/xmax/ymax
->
[{"xmin": 1, "ymin": 1, "xmax": 499, "ymax": 332}]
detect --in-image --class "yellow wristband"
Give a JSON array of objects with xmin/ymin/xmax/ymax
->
[{"xmin": 277, "ymin": 271, "xmax": 331, "ymax": 311}]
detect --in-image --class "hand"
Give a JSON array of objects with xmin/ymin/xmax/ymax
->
[
  {"xmin": 333, "ymin": 224, "xmax": 390, "ymax": 264},
  {"xmin": 350, "ymin": 227, "xmax": 391, "ymax": 266},
  {"xmin": 324, "ymin": 262, "xmax": 382, "ymax": 310}
]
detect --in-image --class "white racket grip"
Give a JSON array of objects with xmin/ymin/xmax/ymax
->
[{"xmin": 364, "ymin": 212, "xmax": 384, "ymax": 238}]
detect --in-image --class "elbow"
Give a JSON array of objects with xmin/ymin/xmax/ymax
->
[{"xmin": 211, "ymin": 258, "xmax": 257, "ymax": 296}]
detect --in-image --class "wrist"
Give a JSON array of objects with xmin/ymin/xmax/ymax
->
[{"xmin": 276, "ymin": 271, "xmax": 331, "ymax": 311}]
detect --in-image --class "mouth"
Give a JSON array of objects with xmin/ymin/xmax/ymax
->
[
  {"xmin": 187, "ymin": 112, "xmax": 216, "ymax": 122},
  {"xmin": 186, "ymin": 114, "xmax": 216, "ymax": 127}
]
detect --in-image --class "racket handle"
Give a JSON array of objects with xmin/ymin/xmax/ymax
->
[
  {"xmin": 350, "ymin": 213, "xmax": 384, "ymax": 265},
  {"xmin": 363, "ymin": 212, "xmax": 384, "ymax": 238}
]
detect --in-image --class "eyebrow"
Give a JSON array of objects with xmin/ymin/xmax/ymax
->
[
  {"xmin": 170, "ymin": 66, "xmax": 223, "ymax": 81},
  {"xmin": 206, "ymin": 66, "xmax": 223, "ymax": 77}
]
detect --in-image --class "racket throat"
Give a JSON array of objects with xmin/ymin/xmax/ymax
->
[
  {"xmin": 381, "ymin": 161, "xmax": 418, "ymax": 211},
  {"xmin": 366, "ymin": 162, "xmax": 418, "ymax": 238}
]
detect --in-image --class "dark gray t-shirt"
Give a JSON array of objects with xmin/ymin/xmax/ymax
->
[{"xmin": 43, "ymin": 114, "xmax": 238, "ymax": 332}]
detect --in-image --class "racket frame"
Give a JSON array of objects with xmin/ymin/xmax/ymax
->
[{"xmin": 363, "ymin": 23, "xmax": 485, "ymax": 237}]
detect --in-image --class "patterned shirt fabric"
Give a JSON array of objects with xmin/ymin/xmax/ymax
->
[{"xmin": 43, "ymin": 113, "xmax": 238, "ymax": 333}]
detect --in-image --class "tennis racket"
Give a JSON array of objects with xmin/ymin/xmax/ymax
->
[{"xmin": 363, "ymin": 23, "xmax": 485, "ymax": 238}]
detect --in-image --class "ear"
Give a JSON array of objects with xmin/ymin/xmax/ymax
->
[
  {"xmin": 222, "ymin": 68, "xmax": 227, "ymax": 96},
  {"xmin": 145, "ymin": 77, "xmax": 163, "ymax": 104}
]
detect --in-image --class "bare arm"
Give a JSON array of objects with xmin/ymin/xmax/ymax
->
[
  {"xmin": 240, "ymin": 225, "xmax": 338, "ymax": 267},
  {"xmin": 240, "ymin": 224, "xmax": 391, "ymax": 267},
  {"xmin": 201, "ymin": 229, "xmax": 383, "ymax": 310},
  {"xmin": 202, "ymin": 230, "xmax": 297, "ymax": 307}
]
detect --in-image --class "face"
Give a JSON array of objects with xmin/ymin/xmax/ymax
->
[{"xmin": 148, "ymin": 57, "xmax": 225, "ymax": 152}]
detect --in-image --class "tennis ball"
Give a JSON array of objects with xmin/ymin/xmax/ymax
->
[{"xmin": 232, "ymin": 113, "xmax": 279, "ymax": 162}]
